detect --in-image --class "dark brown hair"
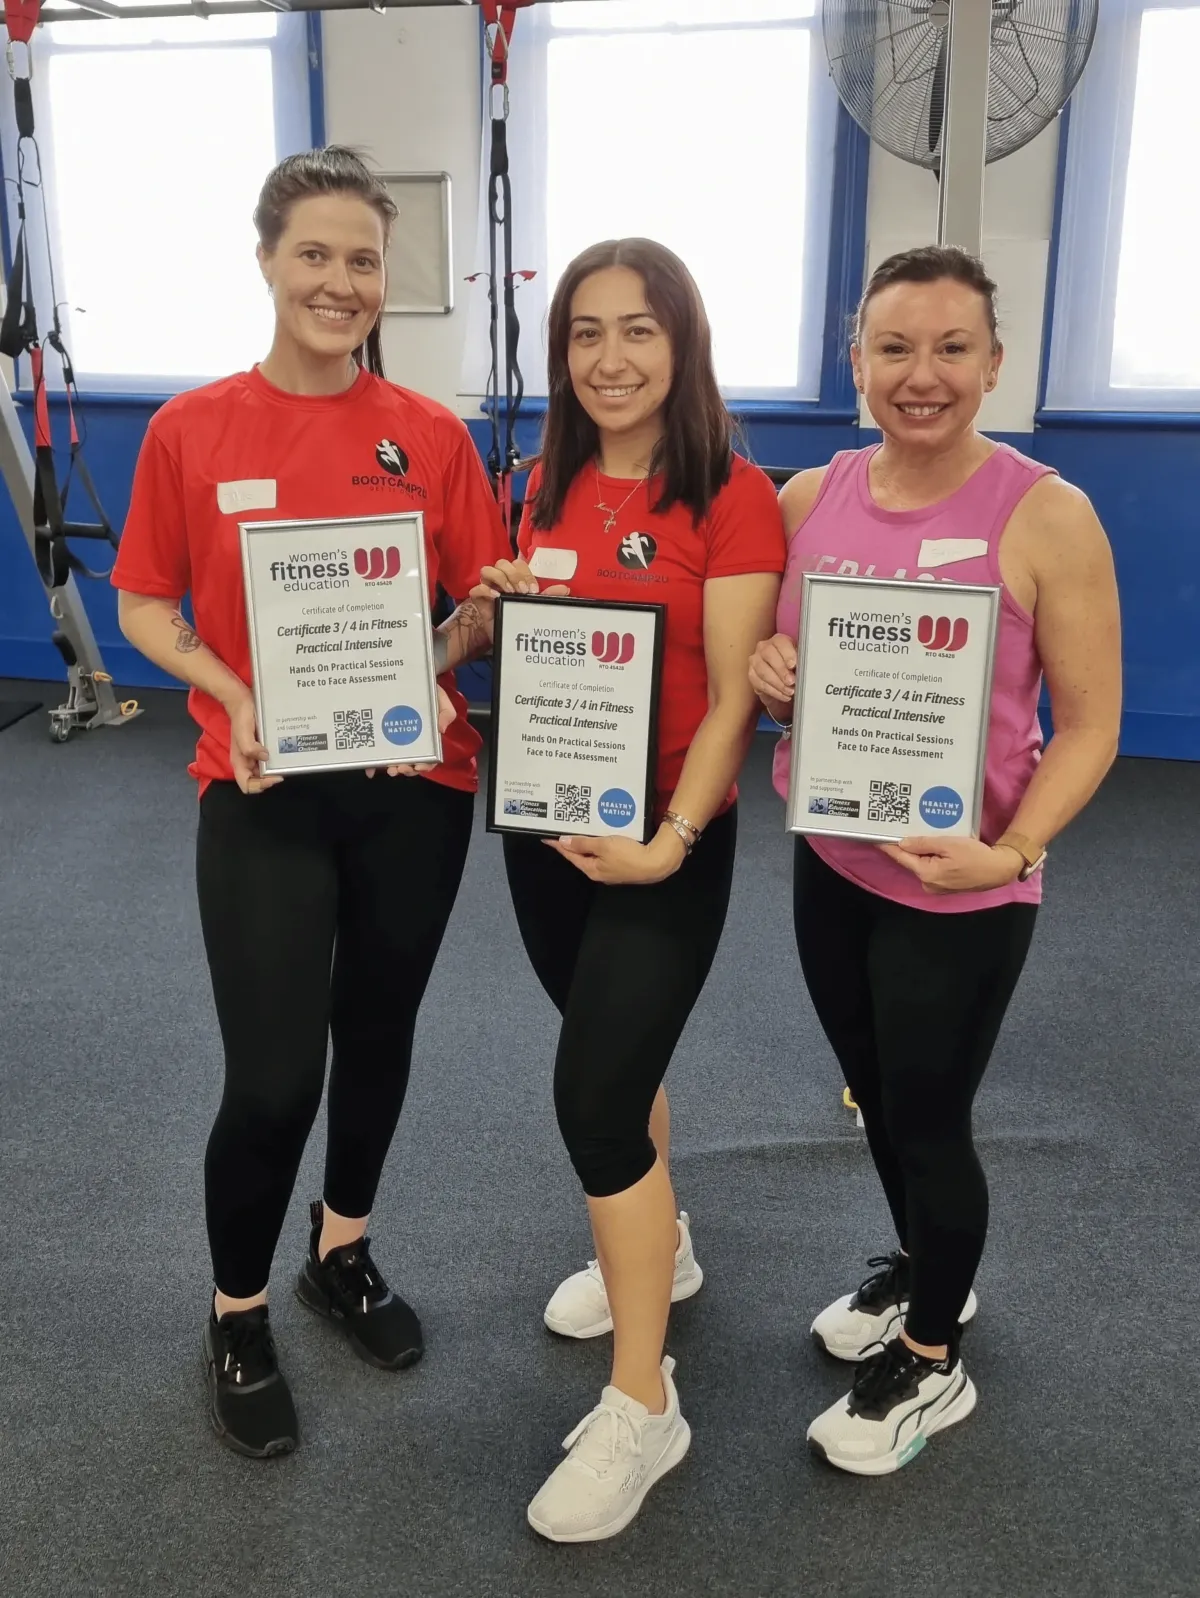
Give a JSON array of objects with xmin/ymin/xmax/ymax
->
[
  {"xmin": 254, "ymin": 145, "xmax": 398, "ymax": 379},
  {"xmin": 854, "ymin": 245, "xmax": 1000, "ymax": 351},
  {"xmin": 531, "ymin": 239, "xmax": 733, "ymax": 531}
]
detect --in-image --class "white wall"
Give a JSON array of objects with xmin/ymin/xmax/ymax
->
[
  {"xmin": 862, "ymin": 123, "xmax": 1060, "ymax": 435},
  {"xmin": 322, "ymin": 6, "xmax": 483, "ymax": 417},
  {"xmin": 324, "ymin": 9, "xmax": 1059, "ymax": 434}
]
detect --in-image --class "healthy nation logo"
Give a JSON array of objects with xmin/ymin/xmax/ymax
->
[
  {"xmin": 591, "ymin": 631, "xmax": 635, "ymax": 664},
  {"xmin": 354, "ymin": 546, "xmax": 401, "ymax": 582},
  {"xmin": 918, "ymin": 615, "xmax": 969, "ymax": 653}
]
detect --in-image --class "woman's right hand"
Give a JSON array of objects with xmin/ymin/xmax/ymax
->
[
  {"xmin": 227, "ymin": 693, "xmax": 282, "ymax": 795},
  {"xmin": 474, "ymin": 557, "xmax": 570, "ymax": 601},
  {"xmin": 749, "ymin": 633, "xmax": 798, "ymax": 725}
]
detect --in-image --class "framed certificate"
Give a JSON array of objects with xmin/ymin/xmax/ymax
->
[
  {"xmin": 239, "ymin": 512, "xmax": 440, "ymax": 777},
  {"xmin": 785, "ymin": 574, "xmax": 1001, "ymax": 842},
  {"xmin": 486, "ymin": 595, "xmax": 666, "ymax": 844}
]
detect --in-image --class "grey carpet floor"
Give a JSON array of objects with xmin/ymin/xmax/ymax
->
[{"xmin": 1, "ymin": 682, "xmax": 1197, "ymax": 1598}]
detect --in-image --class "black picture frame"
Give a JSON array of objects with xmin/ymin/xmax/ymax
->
[{"xmin": 485, "ymin": 594, "xmax": 667, "ymax": 846}]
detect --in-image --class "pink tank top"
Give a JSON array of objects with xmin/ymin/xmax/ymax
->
[{"xmin": 773, "ymin": 441, "xmax": 1055, "ymax": 914}]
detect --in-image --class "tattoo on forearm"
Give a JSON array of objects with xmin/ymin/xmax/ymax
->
[
  {"xmin": 437, "ymin": 598, "xmax": 492, "ymax": 670},
  {"xmin": 170, "ymin": 612, "xmax": 203, "ymax": 654}
]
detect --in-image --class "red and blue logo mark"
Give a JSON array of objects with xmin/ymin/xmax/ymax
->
[
  {"xmin": 354, "ymin": 546, "xmax": 402, "ymax": 582},
  {"xmin": 918, "ymin": 615, "xmax": 969, "ymax": 653},
  {"xmin": 591, "ymin": 631, "xmax": 635, "ymax": 664}
]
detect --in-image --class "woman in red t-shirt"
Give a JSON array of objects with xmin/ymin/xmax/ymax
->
[
  {"xmin": 474, "ymin": 239, "xmax": 785, "ymax": 1541},
  {"xmin": 112, "ymin": 147, "xmax": 507, "ymax": 1460}
]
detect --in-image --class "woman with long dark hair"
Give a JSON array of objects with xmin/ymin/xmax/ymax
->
[
  {"xmin": 474, "ymin": 239, "xmax": 785, "ymax": 1540},
  {"xmin": 113, "ymin": 147, "xmax": 507, "ymax": 1459}
]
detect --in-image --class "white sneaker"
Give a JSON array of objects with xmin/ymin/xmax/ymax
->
[
  {"xmin": 543, "ymin": 1212, "xmax": 703, "ymax": 1339},
  {"xmin": 807, "ymin": 1337, "xmax": 977, "ymax": 1475},
  {"xmin": 526, "ymin": 1356, "xmax": 691, "ymax": 1542},
  {"xmin": 811, "ymin": 1252, "xmax": 978, "ymax": 1362}
]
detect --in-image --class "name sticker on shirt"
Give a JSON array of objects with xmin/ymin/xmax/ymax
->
[
  {"xmin": 217, "ymin": 479, "xmax": 278, "ymax": 515},
  {"xmin": 916, "ymin": 538, "xmax": 988, "ymax": 569},
  {"xmin": 528, "ymin": 545, "xmax": 578, "ymax": 582}
]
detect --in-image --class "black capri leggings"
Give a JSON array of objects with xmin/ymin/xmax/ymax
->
[
  {"xmin": 196, "ymin": 773, "xmax": 473, "ymax": 1299},
  {"xmin": 503, "ymin": 808, "xmax": 737, "ymax": 1198},
  {"xmin": 793, "ymin": 841, "xmax": 1037, "ymax": 1347}
]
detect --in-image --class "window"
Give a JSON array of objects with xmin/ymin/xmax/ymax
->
[
  {"xmin": 462, "ymin": 0, "xmax": 840, "ymax": 404},
  {"xmin": 0, "ymin": 11, "xmax": 315, "ymax": 393},
  {"xmin": 1044, "ymin": 0, "xmax": 1200, "ymax": 412}
]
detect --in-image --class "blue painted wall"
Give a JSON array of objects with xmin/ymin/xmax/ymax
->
[{"xmin": 1, "ymin": 402, "xmax": 1196, "ymax": 761}]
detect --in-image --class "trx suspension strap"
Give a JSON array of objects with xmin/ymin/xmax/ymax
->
[
  {"xmin": 0, "ymin": 0, "xmax": 119, "ymax": 591},
  {"xmin": 476, "ymin": 0, "xmax": 536, "ymax": 544}
]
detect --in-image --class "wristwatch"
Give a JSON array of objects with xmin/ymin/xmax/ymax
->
[{"xmin": 994, "ymin": 830, "xmax": 1047, "ymax": 881}]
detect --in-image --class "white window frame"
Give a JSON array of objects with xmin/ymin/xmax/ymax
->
[
  {"xmin": 0, "ymin": 11, "xmax": 314, "ymax": 396},
  {"xmin": 1044, "ymin": 0, "xmax": 1200, "ymax": 414},
  {"xmin": 461, "ymin": 1, "xmax": 840, "ymax": 406}
]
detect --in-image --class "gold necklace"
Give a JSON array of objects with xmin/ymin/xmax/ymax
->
[{"xmin": 594, "ymin": 465, "xmax": 646, "ymax": 536}]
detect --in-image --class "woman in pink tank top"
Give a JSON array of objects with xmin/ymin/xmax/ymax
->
[{"xmin": 749, "ymin": 246, "xmax": 1122, "ymax": 1476}]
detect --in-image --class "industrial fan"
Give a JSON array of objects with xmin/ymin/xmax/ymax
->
[{"xmin": 822, "ymin": 1, "xmax": 1098, "ymax": 175}]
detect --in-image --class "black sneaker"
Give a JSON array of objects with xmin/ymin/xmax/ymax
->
[
  {"xmin": 810, "ymin": 1253, "xmax": 978, "ymax": 1362},
  {"xmin": 202, "ymin": 1304, "xmax": 298, "ymax": 1459},
  {"xmin": 807, "ymin": 1331, "xmax": 976, "ymax": 1474},
  {"xmin": 295, "ymin": 1200, "xmax": 423, "ymax": 1371}
]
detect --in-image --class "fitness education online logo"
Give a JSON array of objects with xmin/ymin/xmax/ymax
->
[
  {"xmin": 919, "ymin": 615, "xmax": 969, "ymax": 653},
  {"xmin": 354, "ymin": 546, "xmax": 401, "ymax": 582},
  {"xmin": 591, "ymin": 630, "xmax": 635, "ymax": 665}
]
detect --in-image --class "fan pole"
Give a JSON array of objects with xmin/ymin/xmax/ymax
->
[{"xmin": 936, "ymin": 0, "xmax": 993, "ymax": 256}]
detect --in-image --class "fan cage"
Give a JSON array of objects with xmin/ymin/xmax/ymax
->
[{"xmin": 823, "ymin": 0, "xmax": 1099, "ymax": 170}]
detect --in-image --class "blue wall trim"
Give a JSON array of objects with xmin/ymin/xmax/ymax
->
[
  {"xmin": 1036, "ymin": 410, "xmax": 1200, "ymax": 431},
  {"xmin": 4, "ymin": 410, "xmax": 1199, "ymax": 763},
  {"xmin": 821, "ymin": 112, "xmax": 871, "ymax": 414}
]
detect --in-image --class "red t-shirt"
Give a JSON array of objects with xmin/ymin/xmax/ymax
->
[
  {"xmin": 518, "ymin": 454, "xmax": 785, "ymax": 812},
  {"xmin": 112, "ymin": 365, "xmax": 509, "ymax": 794}
]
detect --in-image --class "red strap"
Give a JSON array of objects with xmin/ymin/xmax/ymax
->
[
  {"xmin": 30, "ymin": 345, "xmax": 51, "ymax": 450},
  {"xmin": 4, "ymin": 0, "xmax": 41, "ymax": 47},
  {"xmin": 479, "ymin": 0, "xmax": 536, "ymax": 86}
]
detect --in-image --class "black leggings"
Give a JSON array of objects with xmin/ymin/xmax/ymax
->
[
  {"xmin": 197, "ymin": 774, "xmax": 473, "ymax": 1299},
  {"xmin": 503, "ymin": 809, "xmax": 737, "ymax": 1198},
  {"xmin": 793, "ymin": 842, "xmax": 1037, "ymax": 1347}
]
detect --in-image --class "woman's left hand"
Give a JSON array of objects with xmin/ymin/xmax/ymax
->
[
  {"xmin": 365, "ymin": 685, "xmax": 456, "ymax": 779},
  {"xmin": 877, "ymin": 835, "xmax": 1023, "ymax": 895},
  {"xmin": 545, "ymin": 828, "xmax": 687, "ymax": 885}
]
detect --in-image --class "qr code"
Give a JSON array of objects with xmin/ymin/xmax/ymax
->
[
  {"xmin": 334, "ymin": 708, "xmax": 375, "ymax": 751},
  {"xmin": 553, "ymin": 783, "xmax": 592, "ymax": 824},
  {"xmin": 867, "ymin": 779, "xmax": 911, "ymax": 825}
]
